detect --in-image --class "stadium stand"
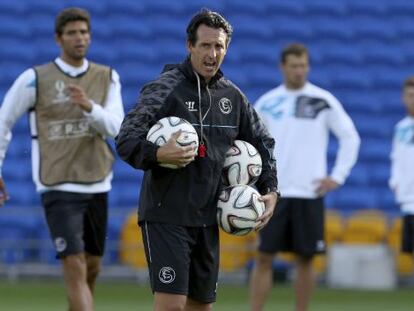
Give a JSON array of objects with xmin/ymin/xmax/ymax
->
[
  {"xmin": 387, "ymin": 218, "xmax": 414, "ymax": 276},
  {"xmin": 342, "ymin": 209, "xmax": 388, "ymax": 244},
  {"xmin": 0, "ymin": 0, "xmax": 413, "ymax": 279}
]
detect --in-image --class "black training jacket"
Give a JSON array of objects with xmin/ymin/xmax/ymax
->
[{"xmin": 116, "ymin": 58, "xmax": 278, "ymax": 226}]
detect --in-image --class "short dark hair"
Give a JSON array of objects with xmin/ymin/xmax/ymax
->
[
  {"xmin": 403, "ymin": 76, "xmax": 414, "ymax": 89},
  {"xmin": 186, "ymin": 8, "xmax": 233, "ymax": 47},
  {"xmin": 55, "ymin": 7, "xmax": 91, "ymax": 36},
  {"xmin": 280, "ymin": 43, "xmax": 309, "ymax": 64}
]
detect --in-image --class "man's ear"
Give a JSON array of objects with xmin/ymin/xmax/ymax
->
[
  {"xmin": 186, "ymin": 40, "xmax": 192, "ymax": 54},
  {"xmin": 55, "ymin": 34, "xmax": 62, "ymax": 47}
]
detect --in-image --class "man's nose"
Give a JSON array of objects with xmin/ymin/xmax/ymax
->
[{"xmin": 208, "ymin": 47, "xmax": 217, "ymax": 58}]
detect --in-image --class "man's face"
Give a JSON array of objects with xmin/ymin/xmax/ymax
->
[
  {"xmin": 403, "ymin": 86, "xmax": 414, "ymax": 116},
  {"xmin": 55, "ymin": 21, "xmax": 91, "ymax": 65},
  {"xmin": 280, "ymin": 53, "xmax": 309, "ymax": 89},
  {"xmin": 187, "ymin": 24, "xmax": 228, "ymax": 83}
]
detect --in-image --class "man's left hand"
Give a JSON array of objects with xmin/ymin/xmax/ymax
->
[
  {"xmin": 315, "ymin": 177, "xmax": 339, "ymax": 197},
  {"xmin": 254, "ymin": 192, "xmax": 278, "ymax": 231}
]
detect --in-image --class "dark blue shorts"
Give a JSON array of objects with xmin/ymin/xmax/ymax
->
[
  {"xmin": 141, "ymin": 222, "xmax": 219, "ymax": 303},
  {"xmin": 41, "ymin": 191, "xmax": 108, "ymax": 258},
  {"xmin": 258, "ymin": 198, "xmax": 325, "ymax": 258}
]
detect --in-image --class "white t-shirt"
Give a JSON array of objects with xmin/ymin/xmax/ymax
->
[
  {"xmin": 389, "ymin": 116, "xmax": 414, "ymax": 213},
  {"xmin": 0, "ymin": 58, "xmax": 124, "ymax": 193},
  {"xmin": 255, "ymin": 82, "xmax": 360, "ymax": 199}
]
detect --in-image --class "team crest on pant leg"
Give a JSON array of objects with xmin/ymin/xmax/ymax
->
[
  {"xmin": 159, "ymin": 267, "xmax": 176, "ymax": 284},
  {"xmin": 219, "ymin": 98, "xmax": 232, "ymax": 114}
]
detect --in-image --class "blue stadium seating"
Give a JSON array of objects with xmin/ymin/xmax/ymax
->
[
  {"xmin": 314, "ymin": 42, "xmax": 363, "ymax": 65},
  {"xmin": 369, "ymin": 163, "xmax": 391, "ymax": 186},
  {"xmin": 267, "ymin": 16, "xmax": 313, "ymax": 41},
  {"xmin": 224, "ymin": 0, "xmax": 266, "ymax": 15},
  {"xmin": 329, "ymin": 66, "xmax": 372, "ymax": 90},
  {"xmin": 339, "ymin": 92, "xmax": 385, "ymax": 113},
  {"xmin": 346, "ymin": 164, "xmax": 370, "ymax": 186},
  {"xmin": 312, "ymin": 18, "xmax": 355, "ymax": 40},
  {"xmin": 227, "ymin": 14, "xmax": 273, "ymax": 39},
  {"xmin": 305, "ymin": 0, "xmax": 347, "ymax": 16},
  {"xmin": 1, "ymin": 0, "xmax": 413, "ymax": 231},
  {"xmin": 103, "ymin": 213, "xmax": 129, "ymax": 264},
  {"xmin": 88, "ymin": 41, "xmax": 118, "ymax": 64},
  {"xmin": 346, "ymin": 0, "xmax": 388, "ymax": 16},
  {"xmin": 0, "ymin": 39, "xmax": 36, "ymax": 62},
  {"xmin": 66, "ymin": 0, "xmax": 108, "ymax": 16},
  {"xmin": 353, "ymin": 113, "xmax": 395, "ymax": 139},
  {"xmin": 387, "ymin": 0, "xmax": 414, "ymax": 15},
  {"xmin": 359, "ymin": 138, "xmax": 392, "ymax": 162},
  {"xmin": 0, "ymin": 216, "xmax": 38, "ymax": 263},
  {"xmin": 377, "ymin": 188, "xmax": 399, "ymax": 213},
  {"xmin": 261, "ymin": 0, "xmax": 306, "ymax": 15},
  {"xmin": 0, "ymin": 15, "xmax": 31, "ymax": 38},
  {"xmin": 351, "ymin": 16, "xmax": 396, "ymax": 40},
  {"xmin": 109, "ymin": 15, "xmax": 152, "ymax": 40},
  {"xmin": 334, "ymin": 187, "xmax": 378, "ymax": 211},
  {"xmin": 106, "ymin": 0, "xmax": 147, "ymax": 15},
  {"xmin": 360, "ymin": 42, "xmax": 405, "ymax": 66},
  {"xmin": 0, "ymin": 0, "xmax": 27, "ymax": 14},
  {"xmin": 116, "ymin": 40, "xmax": 159, "ymax": 64},
  {"xmin": 27, "ymin": 0, "xmax": 65, "ymax": 15}
]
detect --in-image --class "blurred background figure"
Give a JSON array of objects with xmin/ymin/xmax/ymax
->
[
  {"xmin": 389, "ymin": 76, "xmax": 414, "ymax": 263},
  {"xmin": 249, "ymin": 43, "xmax": 360, "ymax": 311},
  {"xmin": 0, "ymin": 7, "xmax": 124, "ymax": 310}
]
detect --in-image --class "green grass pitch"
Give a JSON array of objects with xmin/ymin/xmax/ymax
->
[{"xmin": 0, "ymin": 280, "xmax": 412, "ymax": 310}]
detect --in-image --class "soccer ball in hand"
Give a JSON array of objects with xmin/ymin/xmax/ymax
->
[
  {"xmin": 146, "ymin": 116, "xmax": 199, "ymax": 169},
  {"xmin": 217, "ymin": 185, "xmax": 265, "ymax": 236},
  {"xmin": 222, "ymin": 140, "xmax": 262, "ymax": 186}
]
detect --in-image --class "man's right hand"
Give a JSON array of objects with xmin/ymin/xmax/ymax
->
[
  {"xmin": 156, "ymin": 131, "xmax": 197, "ymax": 168},
  {"xmin": 0, "ymin": 177, "xmax": 10, "ymax": 207}
]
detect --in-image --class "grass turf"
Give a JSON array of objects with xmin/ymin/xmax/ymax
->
[{"xmin": 0, "ymin": 280, "xmax": 412, "ymax": 310}]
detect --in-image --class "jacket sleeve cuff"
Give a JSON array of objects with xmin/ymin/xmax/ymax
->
[{"xmin": 330, "ymin": 172, "xmax": 345, "ymax": 185}]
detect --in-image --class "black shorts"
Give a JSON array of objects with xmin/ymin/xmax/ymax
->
[
  {"xmin": 141, "ymin": 222, "xmax": 219, "ymax": 304},
  {"xmin": 41, "ymin": 191, "xmax": 108, "ymax": 258},
  {"xmin": 258, "ymin": 198, "xmax": 325, "ymax": 258},
  {"xmin": 401, "ymin": 215, "xmax": 414, "ymax": 254}
]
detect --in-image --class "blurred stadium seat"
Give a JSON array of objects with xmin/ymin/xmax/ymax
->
[
  {"xmin": 342, "ymin": 209, "xmax": 388, "ymax": 244},
  {"xmin": 346, "ymin": 0, "xmax": 387, "ymax": 16},
  {"xmin": 386, "ymin": 218, "xmax": 414, "ymax": 276},
  {"xmin": 325, "ymin": 209, "xmax": 344, "ymax": 246},
  {"xmin": 119, "ymin": 211, "xmax": 146, "ymax": 268},
  {"xmin": 220, "ymin": 230, "xmax": 255, "ymax": 272},
  {"xmin": 351, "ymin": 17, "xmax": 396, "ymax": 40},
  {"xmin": 312, "ymin": 18, "xmax": 354, "ymax": 40},
  {"xmin": 262, "ymin": 0, "xmax": 306, "ymax": 15},
  {"xmin": 305, "ymin": 0, "xmax": 347, "ymax": 16}
]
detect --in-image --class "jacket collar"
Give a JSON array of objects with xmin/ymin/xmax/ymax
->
[{"xmin": 162, "ymin": 56, "xmax": 223, "ymax": 87}]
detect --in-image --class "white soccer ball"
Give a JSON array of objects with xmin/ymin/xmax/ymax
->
[
  {"xmin": 217, "ymin": 185, "xmax": 265, "ymax": 236},
  {"xmin": 222, "ymin": 140, "xmax": 262, "ymax": 186},
  {"xmin": 146, "ymin": 116, "xmax": 199, "ymax": 169}
]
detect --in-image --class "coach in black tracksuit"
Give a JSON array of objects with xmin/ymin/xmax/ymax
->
[{"xmin": 116, "ymin": 9, "xmax": 279, "ymax": 311}]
